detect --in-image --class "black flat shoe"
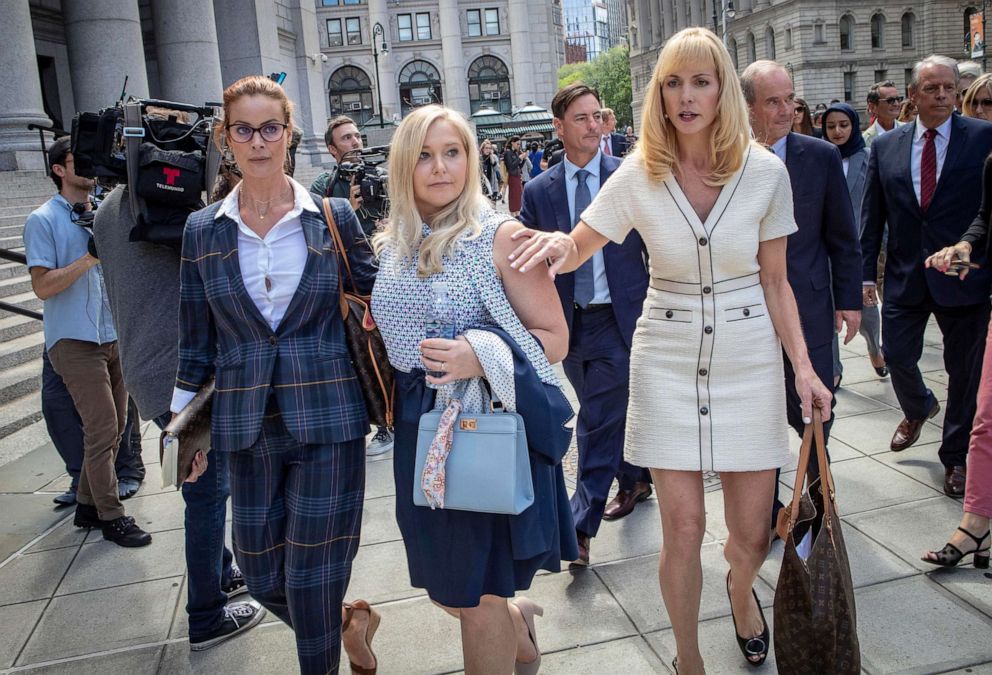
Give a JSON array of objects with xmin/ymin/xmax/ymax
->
[
  {"xmin": 874, "ymin": 366, "xmax": 889, "ymax": 377},
  {"xmin": 726, "ymin": 572, "xmax": 769, "ymax": 667},
  {"xmin": 923, "ymin": 527, "xmax": 990, "ymax": 569}
]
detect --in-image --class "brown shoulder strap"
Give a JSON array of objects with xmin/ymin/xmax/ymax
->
[{"xmin": 321, "ymin": 198, "xmax": 358, "ymax": 294}]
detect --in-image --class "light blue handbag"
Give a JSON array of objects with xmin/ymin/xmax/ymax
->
[{"xmin": 414, "ymin": 395, "xmax": 535, "ymax": 515}]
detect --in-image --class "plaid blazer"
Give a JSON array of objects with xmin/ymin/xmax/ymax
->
[{"xmin": 176, "ymin": 196, "xmax": 375, "ymax": 452}]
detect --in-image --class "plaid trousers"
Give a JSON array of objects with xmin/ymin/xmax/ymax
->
[{"xmin": 229, "ymin": 408, "xmax": 366, "ymax": 675}]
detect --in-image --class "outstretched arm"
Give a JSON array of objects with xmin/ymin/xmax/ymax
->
[{"xmin": 507, "ymin": 220, "xmax": 609, "ymax": 277}]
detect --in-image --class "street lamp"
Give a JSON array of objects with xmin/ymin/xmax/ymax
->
[
  {"xmin": 371, "ymin": 21, "xmax": 389, "ymax": 128},
  {"xmin": 715, "ymin": 0, "xmax": 735, "ymax": 47}
]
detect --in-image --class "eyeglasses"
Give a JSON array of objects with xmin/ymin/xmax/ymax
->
[
  {"xmin": 225, "ymin": 123, "xmax": 288, "ymax": 143},
  {"xmin": 881, "ymin": 96, "xmax": 905, "ymax": 105},
  {"xmin": 977, "ymin": 98, "xmax": 992, "ymax": 108}
]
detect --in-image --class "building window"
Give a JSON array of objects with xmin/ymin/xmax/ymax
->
[
  {"xmin": 765, "ymin": 26, "xmax": 776, "ymax": 59},
  {"xmin": 346, "ymin": 17, "xmax": 362, "ymax": 45},
  {"xmin": 417, "ymin": 12, "xmax": 432, "ymax": 40},
  {"xmin": 399, "ymin": 60, "xmax": 443, "ymax": 116},
  {"xmin": 875, "ymin": 69, "xmax": 887, "ymax": 83},
  {"xmin": 901, "ymin": 12, "xmax": 915, "ymax": 48},
  {"xmin": 844, "ymin": 72, "xmax": 855, "ymax": 101},
  {"xmin": 746, "ymin": 32, "xmax": 756, "ymax": 64},
  {"xmin": 328, "ymin": 66, "xmax": 374, "ymax": 126},
  {"xmin": 729, "ymin": 37, "xmax": 739, "ymax": 70},
  {"xmin": 785, "ymin": 27, "xmax": 793, "ymax": 50},
  {"xmin": 485, "ymin": 8, "xmax": 500, "ymax": 35},
  {"xmin": 966, "ymin": 7, "xmax": 980, "ymax": 53},
  {"xmin": 321, "ymin": 0, "xmax": 364, "ymax": 5},
  {"xmin": 327, "ymin": 18, "xmax": 343, "ymax": 46},
  {"xmin": 814, "ymin": 21, "xmax": 825, "ymax": 44},
  {"xmin": 467, "ymin": 9, "xmax": 482, "ymax": 37},
  {"xmin": 398, "ymin": 14, "xmax": 414, "ymax": 41},
  {"xmin": 839, "ymin": 15, "xmax": 853, "ymax": 51},
  {"xmin": 905, "ymin": 67, "xmax": 913, "ymax": 89},
  {"xmin": 870, "ymin": 13, "xmax": 884, "ymax": 49},
  {"xmin": 468, "ymin": 55, "xmax": 511, "ymax": 114}
]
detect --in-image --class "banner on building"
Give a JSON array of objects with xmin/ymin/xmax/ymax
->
[{"xmin": 972, "ymin": 12, "xmax": 985, "ymax": 58}]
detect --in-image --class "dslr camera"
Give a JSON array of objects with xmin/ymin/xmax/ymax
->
[{"xmin": 335, "ymin": 146, "xmax": 389, "ymax": 220}]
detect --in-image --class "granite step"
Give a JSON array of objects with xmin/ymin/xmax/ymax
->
[
  {"xmin": 0, "ymin": 331, "xmax": 45, "ymax": 371},
  {"xmin": 0, "ymin": 391, "xmax": 43, "ymax": 440},
  {"xmin": 0, "ymin": 312, "xmax": 43, "ymax": 343},
  {"xmin": 0, "ymin": 360, "xmax": 42, "ymax": 405}
]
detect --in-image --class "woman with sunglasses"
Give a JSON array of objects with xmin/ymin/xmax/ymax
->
[
  {"xmin": 792, "ymin": 98, "xmax": 814, "ymax": 136},
  {"xmin": 962, "ymin": 73, "xmax": 992, "ymax": 120},
  {"xmin": 173, "ymin": 75, "xmax": 380, "ymax": 674}
]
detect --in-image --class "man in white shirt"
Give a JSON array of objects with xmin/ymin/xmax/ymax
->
[{"xmin": 863, "ymin": 80, "xmax": 905, "ymax": 148}]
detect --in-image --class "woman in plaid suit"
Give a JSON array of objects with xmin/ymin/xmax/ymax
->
[{"xmin": 173, "ymin": 76, "xmax": 379, "ymax": 674}]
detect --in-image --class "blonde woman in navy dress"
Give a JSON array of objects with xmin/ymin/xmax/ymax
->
[
  {"xmin": 509, "ymin": 28, "xmax": 833, "ymax": 673},
  {"xmin": 371, "ymin": 105, "xmax": 576, "ymax": 674}
]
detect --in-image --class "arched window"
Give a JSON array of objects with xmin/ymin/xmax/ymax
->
[
  {"xmin": 398, "ymin": 60, "xmax": 443, "ymax": 116},
  {"xmin": 871, "ymin": 13, "xmax": 884, "ymax": 49},
  {"xmin": 839, "ymin": 14, "xmax": 854, "ymax": 50},
  {"xmin": 729, "ymin": 37, "xmax": 739, "ymax": 70},
  {"xmin": 746, "ymin": 32, "xmax": 756, "ymax": 64},
  {"xmin": 765, "ymin": 26, "xmax": 776, "ymax": 60},
  {"xmin": 468, "ymin": 56, "xmax": 511, "ymax": 114},
  {"xmin": 901, "ymin": 12, "xmax": 915, "ymax": 48},
  {"xmin": 328, "ymin": 66, "xmax": 374, "ymax": 127}
]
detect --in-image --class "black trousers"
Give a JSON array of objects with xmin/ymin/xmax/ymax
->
[{"xmin": 882, "ymin": 293, "xmax": 990, "ymax": 468}]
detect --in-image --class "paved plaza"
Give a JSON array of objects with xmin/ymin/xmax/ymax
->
[{"xmin": 0, "ymin": 323, "xmax": 991, "ymax": 674}]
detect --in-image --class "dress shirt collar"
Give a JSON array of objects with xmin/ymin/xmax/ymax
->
[
  {"xmin": 216, "ymin": 177, "xmax": 318, "ymax": 225},
  {"xmin": 770, "ymin": 135, "xmax": 788, "ymax": 162},
  {"xmin": 563, "ymin": 149, "xmax": 603, "ymax": 182},
  {"xmin": 913, "ymin": 115, "xmax": 953, "ymax": 142}
]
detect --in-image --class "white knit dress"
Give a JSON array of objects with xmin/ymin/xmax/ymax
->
[{"xmin": 580, "ymin": 146, "xmax": 798, "ymax": 472}]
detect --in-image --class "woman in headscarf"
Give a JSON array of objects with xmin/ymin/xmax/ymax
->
[{"xmin": 822, "ymin": 102, "xmax": 886, "ymax": 385}]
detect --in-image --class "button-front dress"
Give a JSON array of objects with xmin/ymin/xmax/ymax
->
[{"xmin": 580, "ymin": 146, "xmax": 798, "ymax": 472}]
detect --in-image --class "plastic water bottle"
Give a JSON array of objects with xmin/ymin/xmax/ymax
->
[{"xmin": 424, "ymin": 281, "xmax": 457, "ymax": 386}]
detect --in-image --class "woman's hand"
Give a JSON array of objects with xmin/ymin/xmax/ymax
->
[
  {"xmin": 925, "ymin": 241, "xmax": 973, "ymax": 279},
  {"xmin": 420, "ymin": 335, "xmax": 484, "ymax": 386},
  {"xmin": 184, "ymin": 450, "xmax": 208, "ymax": 484},
  {"xmin": 795, "ymin": 367, "xmax": 833, "ymax": 425},
  {"xmin": 507, "ymin": 229, "xmax": 576, "ymax": 277}
]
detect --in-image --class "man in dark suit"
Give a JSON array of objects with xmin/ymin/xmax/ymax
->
[
  {"xmin": 742, "ymin": 61, "xmax": 863, "ymax": 525},
  {"xmin": 520, "ymin": 83, "xmax": 651, "ymax": 566},
  {"xmin": 599, "ymin": 107, "xmax": 629, "ymax": 157},
  {"xmin": 861, "ymin": 55, "xmax": 992, "ymax": 497}
]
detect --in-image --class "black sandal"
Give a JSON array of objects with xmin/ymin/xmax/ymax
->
[
  {"xmin": 923, "ymin": 527, "xmax": 990, "ymax": 569},
  {"xmin": 726, "ymin": 571, "xmax": 769, "ymax": 667}
]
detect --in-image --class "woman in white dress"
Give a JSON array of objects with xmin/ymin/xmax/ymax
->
[{"xmin": 509, "ymin": 27, "xmax": 832, "ymax": 673}]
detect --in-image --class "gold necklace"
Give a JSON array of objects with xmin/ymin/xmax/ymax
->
[{"xmin": 241, "ymin": 180, "xmax": 291, "ymax": 223}]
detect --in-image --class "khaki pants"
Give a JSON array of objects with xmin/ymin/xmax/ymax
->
[{"xmin": 49, "ymin": 339, "xmax": 128, "ymax": 520}]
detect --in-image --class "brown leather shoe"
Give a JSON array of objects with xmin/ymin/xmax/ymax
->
[
  {"xmin": 570, "ymin": 531, "xmax": 590, "ymax": 567},
  {"xmin": 944, "ymin": 465, "xmax": 967, "ymax": 498},
  {"xmin": 603, "ymin": 482, "xmax": 653, "ymax": 521},
  {"xmin": 890, "ymin": 401, "xmax": 940, "ymax": 452}
]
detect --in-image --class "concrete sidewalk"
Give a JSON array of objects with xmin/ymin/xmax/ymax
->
[{"xmin": 1, "ymin": 323, "xmax": 991, "ymax": 674}]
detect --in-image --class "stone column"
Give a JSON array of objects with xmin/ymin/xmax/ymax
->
[
  {"xmin": 0, "ymin": 0, "xmax": 52, "ymax": 170},
  {"xmin": 439, "ymin": 0, "xmax": 470, "ymax": 115},
  {"xmin": 63, "ymin": 0, "xmax": 149, "ymax": 113},
  {"xmin": 508, "ymin": 0, "xmax": 536, "ymax": 107},
  {"xmin": 660, "ymin": 0, "xmax": 673, "ymax": 43},
  {"xmin": 368, "ymin": 0, "xmax": 399, "ymax": 123},
  {"xmin": 289, "ymin": 0, "xmax": 334, "ymax": 167},
  {"xmin": 151, "ymin": 0, "xmax": 224, "ymax": 105}
]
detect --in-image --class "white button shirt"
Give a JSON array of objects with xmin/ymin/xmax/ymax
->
[
  {"xmin": 170, "ymin": 178, "xmax": 316, "ymax": 414},
  {"xmin": 911, "ymin": 115, "xmax": 953, "ymax": 205}
]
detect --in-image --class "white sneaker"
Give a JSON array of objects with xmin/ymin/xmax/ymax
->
[{"xmin": 367, "ymin": 427, "xmax": 393, "ymax": 456}]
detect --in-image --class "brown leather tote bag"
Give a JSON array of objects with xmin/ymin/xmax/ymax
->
[
  {"xmin": 774, "ymin": 410, "xmax": 860, "ymax": 674},
  {"xmin": 322, "ymin": 199, "xmax": 395, "ymax": 427}
]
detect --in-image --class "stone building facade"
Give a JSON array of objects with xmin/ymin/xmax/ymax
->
[
  {"xmin": 316, "ymin": 0, "xmax": 564, "ymax": 142},
  {"xmin": 0, "ymin": 0, "xmax": 564, "ymax": 172},
  {"xmin": 626, "ymin": 0, "xmax": 975, "ymax": 127}
]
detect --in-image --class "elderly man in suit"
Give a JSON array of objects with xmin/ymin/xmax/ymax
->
[
  {"xmin": 741, "ymin": 61, "xmax": 863, "ymax": 527},
  {"xmin": 861, "ymin": 54, "xmax": 992, "ymax": 497},
  {"xmin": 520, "ymin": 83, "xmax": 651, "ymax": 566}
]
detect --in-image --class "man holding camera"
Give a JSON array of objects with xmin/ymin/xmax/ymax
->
[
  {"xmin": 311, "ymin": 115, "xmax": 394, "ymax": 456},
  {"xmin": 23, "ymin": 137, "xmax": 151, "ymax": 548}
]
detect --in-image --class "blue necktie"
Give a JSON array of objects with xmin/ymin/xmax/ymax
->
[{"xmin": 573, "ymin": 169, "xmax": 595, "ymax": 308}]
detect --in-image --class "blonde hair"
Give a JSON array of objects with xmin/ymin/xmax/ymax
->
[
  {"xmin": 962, "ymin": 73, "xmax": 992, "ymax": 118},
  {"xmin": 373, "ymin": 105, "xmax": 486, "ymax": 278},
  {"xmin": 636, "ymin": 26, "xmax": 750, "ymax": 186}
]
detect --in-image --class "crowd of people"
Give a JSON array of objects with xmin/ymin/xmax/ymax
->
[{"xmin": 18, "ymin": 23, "xmax": 992, "ymax": 675}]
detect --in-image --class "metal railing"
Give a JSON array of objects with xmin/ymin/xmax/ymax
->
[
  {"xmin": 0, "ymin": 249, "xmax": 42, "ymax": 321},
  {"xmin": 26, "ymin": 123, "xmax": 68, "ymax": 175}
]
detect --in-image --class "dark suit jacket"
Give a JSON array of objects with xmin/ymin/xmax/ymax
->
[
  {"xmin": 861, "ymin": 114, "xmax": 992, "ymax": 306},
  {"xmin": 176, "ymin": 196, "xmax": 376, "ymax": 452},
  {"xmin": 606, "ymin": 132, "xmax": 628, "ymax": 157},
  {"xmin": 784, "ymin": 132, "xmax": 863, "ymax": 350},
  {"xmin": 519, "ymin": 154, "xmax": 649, "ymax": 348}
]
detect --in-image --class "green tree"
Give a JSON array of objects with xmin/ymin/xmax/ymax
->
[{"xmin": 557, "ymin": 46, "xmax": 633, "ymax": 127}]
